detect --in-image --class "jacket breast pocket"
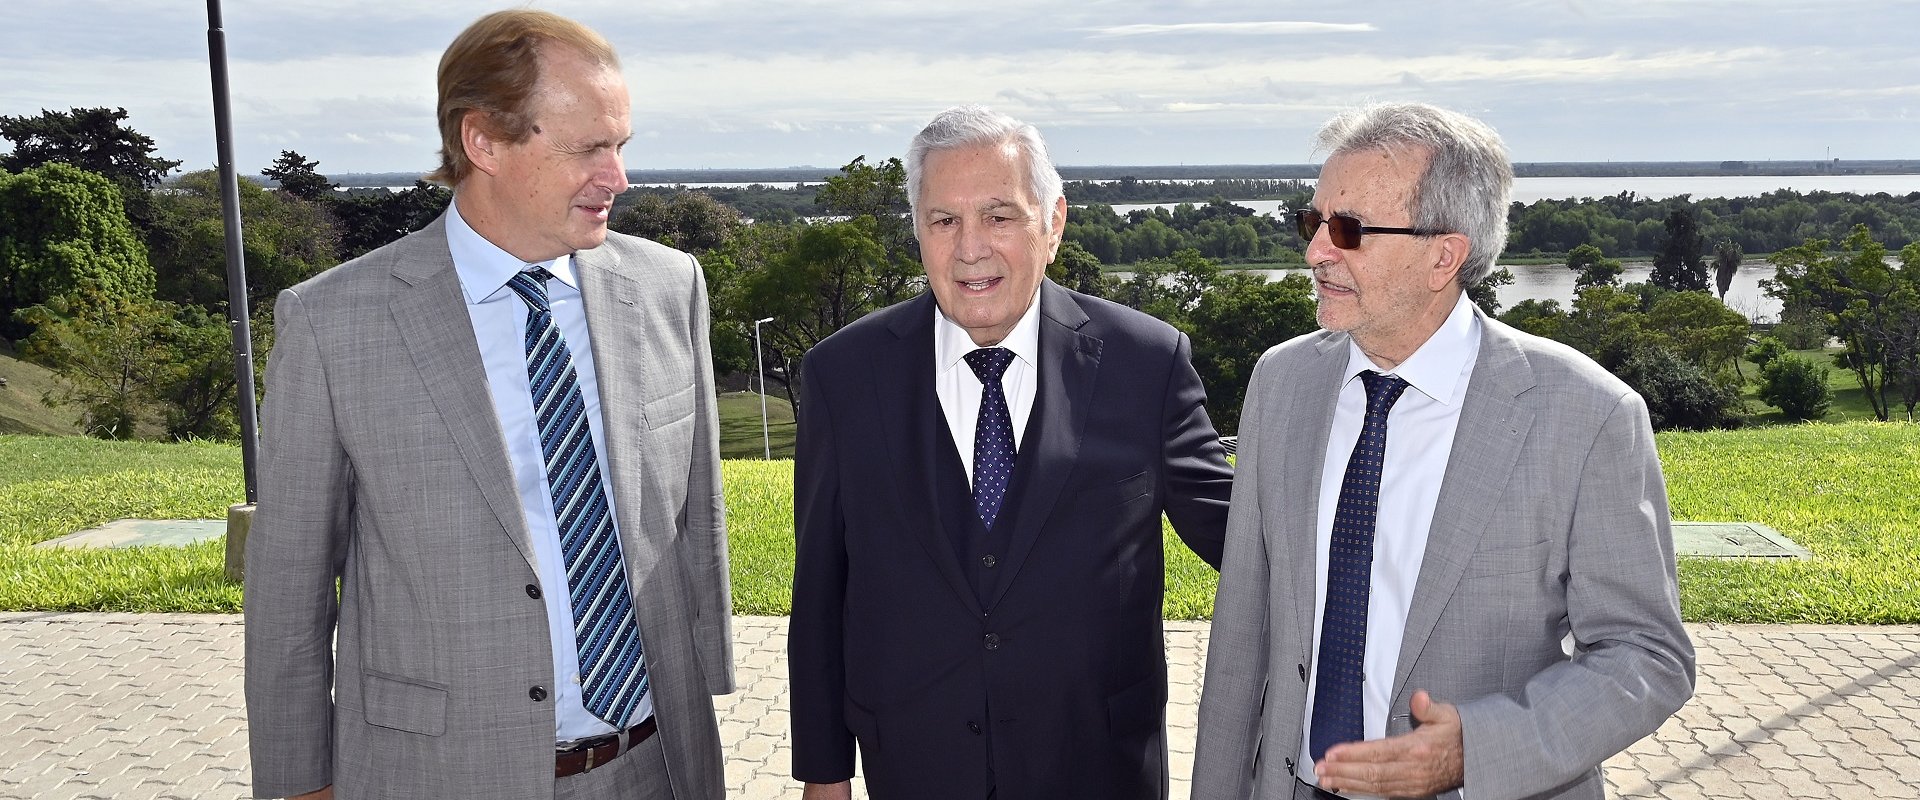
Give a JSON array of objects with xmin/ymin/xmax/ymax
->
[
  {"xmin": 1465, "ymin": 539, "xmax": 1550, "ymax": 579},
  {"xmin": 361, "ymin": 670, "xmax": 448, "ymax": 736},
  {"xmin": 644, "ymin": 384, "xmax": 696, "ymax": 429},
  {"xmin": 1073, "ymin": 470, "xmax": 1153, "ymax": 510}
]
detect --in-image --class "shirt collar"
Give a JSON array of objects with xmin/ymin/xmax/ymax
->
[
  {"xmin": 934, "ymin": 285, "xmax": 1044, "ymax": 374},
  {"xmin": 1342, "ymin": 292, "xmax": 1481, "ymax": 407},
  {"xmin": 447, "ymin": 197, "xmax": 577, "ymax": 304}
]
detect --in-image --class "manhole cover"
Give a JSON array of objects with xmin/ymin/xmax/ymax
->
[
  {"xmin": 33, "ymin": 519, "xmax": 226, "ymax": 550},
  {"xmin": 1672, "ymin": 522, "xmax": 1811, "ymax": 559}
]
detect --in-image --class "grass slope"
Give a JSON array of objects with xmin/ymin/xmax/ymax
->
[
  {"xmin": 0, "ymin": 343, "xmax": 82, "ymax": 436},
  {"xmin": 2, "ymin": 422, "xmax": 1915, "ymax": 623}
]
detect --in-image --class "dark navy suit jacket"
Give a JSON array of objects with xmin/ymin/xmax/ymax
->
[{"xmin": 789, "ymin": 280, "xmax": 1234, "ymax": 800}]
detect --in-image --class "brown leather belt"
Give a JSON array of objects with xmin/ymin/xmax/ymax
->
[{"xmin": 555, "ymin": 717, "xmax": 658, "ymax": 777}]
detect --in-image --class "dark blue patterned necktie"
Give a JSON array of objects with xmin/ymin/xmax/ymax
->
[
  {"xmin": 1310, "ymin": 370, "xmax": 1411, "ymax": 763},
  {"xmin": 508, "ymin": 268, "xmax": 647, "ymax": 729},
  {"xmin": 964, "ymin": 347, "xmax": 1017, "ymax": 529}
]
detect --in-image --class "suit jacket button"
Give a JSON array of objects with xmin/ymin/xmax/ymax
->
[
  {"xmin": 980, "ymin": 554, "xmax": 997, "ymax": 568},
  {"xmin": 526, "ymin": 584, "xmax": 542, "ymax": 599},
  {"xmin": 983, "ymin": 633, "xmax": 1001, "ymax": 650},
  {"xmin": 968, "ymin": 721, "xmax": 982, "ymax": 735},
  {"xmin": 1298, "ymin": 663, "xmax": 1307, "ymax": 681},
  {"xmin": 1285, "ymin": 758, "xmax": 1296, "ymax": 776},
  {"xmin": 529, "ymin": 686, "xmax": 548, "ymax": 701}
]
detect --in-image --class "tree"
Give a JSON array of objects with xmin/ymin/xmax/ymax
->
[
  {"xmin": 1498, "ymin": 298, "xmax": 1567, "ymax": 340},
  {"xmin": 815, "ymin": 156, "xmax": 922, "ymax": 305},
  {"xmin": 261, "ymin": 150, "xmax": 335, "ymax": 201},
  {"xmin": 1466, "ymin": 267, "xmax": 1513, "ymax": 316},
  {"xmin": 610, "ymin": 191, "xmax": 741, "ymax": 255},
  {"xmin": 1185, "ymin": 272, "xmax": 1317, "ymax": 432},
  {"xmin": 147, "ymin": 170, "xmax": 340, "ymax": 313},
  {"xmin": 1051, "ymin": 240, "xmax": 1111, "ymax": 299},
  {"xmin": 0, "ymin": 107, "xmax": 180, "ymax": 195},
  {"xmin": 1758, "ymin": 354, "xmax": 1831, "ymax": 422},
  {"xmin": 1649, "ymin": 207, "xmax": 1709, "ymax": 292},
  {"xmin": 0, "ymin": 162, "xmax": 154, "ymax": 338},
  {"xmin": 331, "ymin": 181, "xmax": 452, "ymax": 259},
  {"xmin": 722, "ymin": 219, "xmax": 896, "ymax": 409},
  {"xmin": 1713, "ymin": 240, "xmax": 1744, "ymax": 300},
  {"xmin": 1768, "ymin": 225, "xmax": 1919, "ymax": 421},
  {"xmin": 1566, "ymin": 243, "xmax": 1623, "ymax": 290},
  {"xmin": 1643, "ymin": 290, "xmax": 1751, "ymax": 378}
]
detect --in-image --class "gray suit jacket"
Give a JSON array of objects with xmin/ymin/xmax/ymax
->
[
  {"xmin": 244, "ymin": 213, "xmax": 734, "ymax": 800},
  {"xmin": 1192, "ymin": 311, "xmax": 1694, "ymax": 800}
]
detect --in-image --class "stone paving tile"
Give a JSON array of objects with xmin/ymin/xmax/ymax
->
[{"xmin": 1, "ymin": 614, "xmax": 1915, "ymax": 799}]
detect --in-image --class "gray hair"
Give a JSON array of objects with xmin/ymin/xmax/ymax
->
[
  {"xmin": 1315, "ymin": 103, "xmax": 1513, "ymax": 287},
  {"xmin": 905, "ymin": 105, "xmax": 1064, "ymax": 236}
]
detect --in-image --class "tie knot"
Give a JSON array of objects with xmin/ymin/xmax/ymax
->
[
  {"xmin": 507, "ymin": 267, "xmax": 556, "ymax": 312},
  {"xmin": 1358, "ymin": 371, "xmax": 1411, "ymax": 418},
  {"xmin": 964, "ymin": 347, "xmax": 1015, "ymax": 384}
]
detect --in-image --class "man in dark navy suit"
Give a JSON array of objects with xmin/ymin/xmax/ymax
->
[{"xmin": 788, "ymin": 105, "xmax": 1236, "ymax": 800}]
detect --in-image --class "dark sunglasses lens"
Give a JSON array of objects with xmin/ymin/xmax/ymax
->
[{"xmin": 1296, "ymin": 209, "xmax": 1361, "ymax": 249}]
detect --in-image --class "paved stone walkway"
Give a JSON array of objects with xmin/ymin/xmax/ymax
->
[{"xmin": 2, "ymin": 614, "xmax": 1915, "ymax": 799}]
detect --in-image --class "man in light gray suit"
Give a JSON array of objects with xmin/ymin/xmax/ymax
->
[
  {"xmin": 244, "ymin": 10, "xmax": 731, "ymax": 800},
  {"xmin": 1192, "ymin": 103, "xmax": 1694, "ymax": 800}
]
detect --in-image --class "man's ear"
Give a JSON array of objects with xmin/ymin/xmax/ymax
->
[
  {"xmin": 462, "ymin": 113, "xmax": 502, "ymax": 177},
  {"xmin": 1429, "ymin": 232, "xmax": 1471, "ymax": 292},
  {"xmin": 1048, "ymin": 195, "xmax": 1068, "ymax": 256}
]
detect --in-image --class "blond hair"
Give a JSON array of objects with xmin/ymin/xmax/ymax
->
[{"xmin": 425, "ymin": 9, "xmax": 618, "ymax": 186}]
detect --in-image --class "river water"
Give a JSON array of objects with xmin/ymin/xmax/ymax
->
[{"xmin": 1233, "ymin": 263, "xmax": 1781, "ymax": 321}]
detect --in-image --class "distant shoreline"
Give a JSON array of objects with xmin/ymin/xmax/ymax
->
[{"xmin": 314, "ymin": 159, "xmax": 1920, "ymax": 188}]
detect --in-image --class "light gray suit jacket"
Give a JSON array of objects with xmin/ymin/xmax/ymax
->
[
  {"xmin": 244, "ymin": 213, "xmax": 734, "ymax": 800},
  {"xmin": 1192, "ymin": 311, "xmax": 1694, "ymax": 800}
]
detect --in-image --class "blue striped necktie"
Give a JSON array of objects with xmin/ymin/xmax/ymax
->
[
  {"xmin": 964, "ymin": 347, "xmax": 1017, "ymax": 529},
  {"xmin": 1310, "ymin": 370, "xmax": 1410, "ymax": 763},
  {"xmin": 508, "ymin": 267, "xmax": 647, "ymax": 729}
]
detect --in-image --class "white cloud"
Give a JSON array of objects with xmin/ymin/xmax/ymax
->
[{"xmin": 1089, "ymin": 21, "xmax": 1377, "ymax": 38}]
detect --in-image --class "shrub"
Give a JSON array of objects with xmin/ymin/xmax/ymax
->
[
  {"xmin": 1614, "ymin": 345, "xmax": 1744, "ymax": 431},
  {"xmin": 1758, "ymin": 354, "xmax": 1832, "ymax": 421}
]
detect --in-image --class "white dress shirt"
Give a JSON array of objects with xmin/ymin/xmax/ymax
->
[
  {"xmin": 1300, "ymin": 292, "xmax": 1481, "ymax": 793},
  {"xmin": 447, "ymin": 201, "xmax": 653, "ymax": 741},
  {"xmin": 934, "ymin": 291, "xmax": 1043, "ymax": 482}
]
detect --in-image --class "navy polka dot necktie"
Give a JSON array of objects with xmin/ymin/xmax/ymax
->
[
  {"xmin": 508, "ymin": 267, "xmax": 648, "ymax": 729},
  {"xmin": 1310, "ymin": 370, "xmax": 1411, "ymax": 763},
  {"xmin": 964, "ymin": 347, "xmax": 1017, "ymax": 529}
]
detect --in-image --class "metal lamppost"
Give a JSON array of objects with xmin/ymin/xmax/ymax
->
[
  {"xmin": 753, "ymin": 317, "xmax": 775, "ymax": 459},
  {"xmin": 208, "ymin": 0, "xmax": 263, "ymax": 581}
]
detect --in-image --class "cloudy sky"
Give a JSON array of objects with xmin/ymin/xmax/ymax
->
[{"xmin": 3, "ymin": 0, "xmax": 1915, "ymax": 176}]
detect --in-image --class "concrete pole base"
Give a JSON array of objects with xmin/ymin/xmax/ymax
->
[{"xmin": 224, "ymin": 503, "xmax": 255, "ymax": 583}]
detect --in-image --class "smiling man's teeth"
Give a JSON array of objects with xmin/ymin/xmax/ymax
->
[{"xmin": 964, "ymin": 279, "xmax": 994, "ymax": 290}]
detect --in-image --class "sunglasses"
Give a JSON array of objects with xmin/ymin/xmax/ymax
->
[{"xmin": 1294, "ymin": 208, "xmax": 1447, "ymax": 250}]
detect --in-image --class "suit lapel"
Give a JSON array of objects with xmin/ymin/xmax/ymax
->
[
  {"xmin": 986, "ymin": 282, "xmax": 1098, "ymax": 610},
  {"xmin": 387, "ymin": 215, "xmax": 536, "ymax": 566},
  {"xmin": 573, "ymin": 248, "xmax": 665, "ymax": 584},
  {"xmin": 1287, "ymin": 334, "xmax": 1349, "ymax": 661},
  {"xmin": 877, "ymin": 294, "xmax": 983, "ymax": 616},
  {"xmin": 1390, "ymin": 315, "xmax": 1538, "ymax": 701}
]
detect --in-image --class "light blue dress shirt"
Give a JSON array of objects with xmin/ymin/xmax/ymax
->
[{"xmin": 446, "ymin": 201, "xmax": 653, "ymax": 741}]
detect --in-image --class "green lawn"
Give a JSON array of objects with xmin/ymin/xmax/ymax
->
[
  {"xmin": 1741, "ymin": 348, "xmax": 1892, "ymax": 425},
  {"xmin": 2, "ymin": 421, "xmax": 1916, "ymax": 623},
  {"xmin": 717, "ymin": 390, "xmax": 794, "ymax": 460},
  {"xmin": 0, "ymin": 342, "xmax": 82, "ymax": 437}
]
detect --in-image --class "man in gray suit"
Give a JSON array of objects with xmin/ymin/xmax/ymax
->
[
  {"xmin": 243, "ymin": 10, "xmax": 731, "ymax": 800},
  {"xmin": 1192, "ymin": 103, "xmax": 1694, "ymax": 800}
]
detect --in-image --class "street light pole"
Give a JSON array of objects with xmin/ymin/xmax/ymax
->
[{"xmin": 754, "ymin": 317, "xmax": 775, "ymax": 459}]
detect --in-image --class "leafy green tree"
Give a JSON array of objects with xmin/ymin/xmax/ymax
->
[
  {"xmin": 1497, "ymin": 298, "xmax": 1567, "ymax": 340},
  {"xmin": 815, "ymin": 156, "xmax": 921, "ymax": 305},
  {"xmin": 611, "ymin": 190, "xmax": 741, "ymax": 255},
  {"xmin": 1557, "ymin": 284, "xmax": 1648, "ymax": 367},
  {"xmin": 1466, "ymin": 267, "xmax": 1513, "ymax": 316},
  {"xmin": 1713, "ymin": 240, "xmax": 1744, "ymax": 300},
  {"xmin": 1566, "ymin": 243, "xmax": 1623, "ymax": 290},
  {"xmin": 1185, "ymin": 272, "xmax": 1317, "ymax": 432},
  {"xmin": 147, "ymin": 170, "xmax": 340, "ymax": 313},
  {"xmin": 0, "ymin": 162, "xmax": 154, "ymax": 338},
  {"xmin": 261, "ymin": 150, "xmax": 335, "ymax": 201},
  {"xmin": 1051, "ymin": 240, "xmax": 1112, "ymax": 298},
  {"xmin": 1744, "ymin": 336, "xmax": 1788, "ymax": 372},
  {"xmin": 331, "ymin": 181, "xmax": 452, "ymax": 259},
  {"xmin": 1644, "ymin": 290, "xmax": 1751, "ymax": 377},
  {"xmin": 0, "ymin": 107, "xmax": 180, "ymax": 195},
  {"xmin": 1768, "ymin": 225, "xmax": 1920, "ymax": 421},
  {"xmin": 1758, "ymin": 354, "xmax": 1831, "ymax": 421},
  {"xmin": 1649, "ymin": 207, "xmax": 1709, "ymax": 292},
  {"xmin": 720, "ymin": 219, "xmax": 897, "ymax": 409}
]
